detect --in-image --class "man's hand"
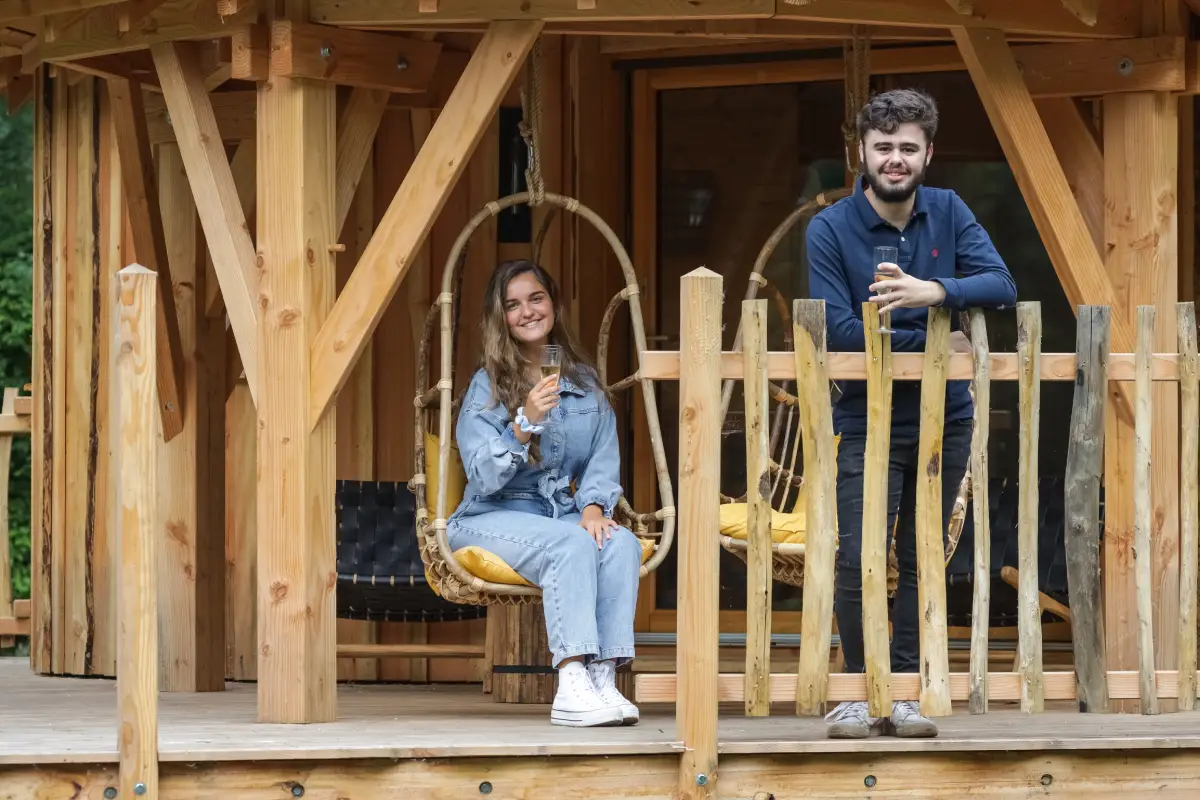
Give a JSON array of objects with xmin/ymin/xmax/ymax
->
[
  {"xmin": 870, "ymin": 262, "xmax": 946, "ymax": 314},
  {"xmin": 579, "ymin": 504, "xmax": 618, "ymax": 549}
]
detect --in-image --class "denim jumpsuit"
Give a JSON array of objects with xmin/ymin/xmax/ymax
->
[{"xmin": 447, "ymin": 368, "xmax": 641, "ymax": 668}]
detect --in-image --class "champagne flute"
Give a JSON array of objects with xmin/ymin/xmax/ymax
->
[
  {"xmin": 540, "ymin": 344, "xmax": 562, "ymax": 382},
  {"xmin": 873, "ymin": 246, "xmax": 899, "ymax": 335}
]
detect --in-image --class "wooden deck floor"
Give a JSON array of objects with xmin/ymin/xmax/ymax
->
[{"xmin": 4, "ymin": 658, "xmax": 1200, "ymax": 766}]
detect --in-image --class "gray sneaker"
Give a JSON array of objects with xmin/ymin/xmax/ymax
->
[
  {"xmin": 825, "ymin": 701, "xmax": 871, "ymax": 739},
  {"xmin": 885, "ymin": 700, "xmax": 938, "ymax": 738}
]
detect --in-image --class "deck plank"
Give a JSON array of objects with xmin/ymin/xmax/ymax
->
[{"xmin": 3, "ymin": 659, "xmax": 1200, "ymax": 765}]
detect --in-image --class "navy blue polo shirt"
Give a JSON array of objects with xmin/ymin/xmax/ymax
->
[{"xmin": 806, "ymin": 178, "xmax": 1016, "ymax": 436}]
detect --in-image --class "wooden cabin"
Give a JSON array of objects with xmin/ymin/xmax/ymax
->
[{"xmin": 2, "ymin": 0, "xmax": 1200, "ymax": 797}]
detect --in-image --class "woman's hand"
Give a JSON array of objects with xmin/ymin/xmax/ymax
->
[
  {"xmin": 869, "ymin": 262, "xmax": 947, "ymax": 314},
  {"xmin": 580, "ymin": 504, "xmax": 618, "ymax": 549},
  {"xmin": 523, "ymin": 374, "xmax": 560, "ymax": 425}
]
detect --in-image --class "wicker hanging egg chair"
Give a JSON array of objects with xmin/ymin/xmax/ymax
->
[{"xmin": 410, "ymin": 39, "xmax": 675, "ymax": 608}]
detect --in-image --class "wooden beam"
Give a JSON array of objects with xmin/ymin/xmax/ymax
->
[
  {"xmin": 0, "ymin": 0, "xmax": 125, "ymax": 23},
  {"xmin": 951, "ymin": 27, "xmax": 1136, "ymax": 419},
  {"xmin": 270, "ymin": 21, "xmax": 443, "ymax": 93},
  {"xmin": 151, "ymin": 41, "xmax": 260, "ymax": 406},
  {"xmin": 774, "ymin": 0, "xmax": 1138, "ymax": 37},
  {"xmin": 1062, "ymin": 0, "xmax": 1100, "ymax": 25},
  {"xmin": 255, "ymin": 44, "xmax": 339, "ymax": 722},
  {"xmin": 335, "ymin": 87, "xmax": 389, "ymax": 236},
  {"xmin": 143, "ymin": 90, "xmax": 255, "ymax": 145},
  {"xmin": 313, "ymin": 0, "xmax": 775, "ymax": 25},
  {"xmin": 1035, "ymin": 97, "xmax": 1103, "ymax": 253},
  {"xmin": 205, "ymin": 139, "xmax": 256, "ymax": 318},
  {"xmin": 230, "ymin": 22, "xmax": 268, "ymax": 81},
  {"xmin": 24, "ymin": 0, "xmax": 257, "ymax": 70},
  {"xmin": 639, "ymin": 350, "xmax": 1184, "ymax": 382},
  {"xmin": 48, "ymin": 52, "xmax": 160, "ymax": 89},
  {"xmin": 308, "ymin": 20, "xmax": 542, "ymax": 427},
  {"xmin": 644, "ymin": 37, "xmax": 1187, "ymax": 96},
  {"xmin": 106, "ymin": 76, "xmax": 187, "ymax": 441}
]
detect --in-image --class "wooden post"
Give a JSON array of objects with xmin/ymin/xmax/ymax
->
[
  {"xmin": 0, "ymin": 389, "xmax": 14, "ymax": 650},
  {"xmin": 676, "ymin": 268, "xmax": 721, "ymax": 800},
  {"xmin": 1063, "ymin": 305, "xmax": 1110, "ymax": 713},
  {"xmin": 1177, "ymin": 301, "xmax": 1199, "ymax": 711},
  {"xmin": 114, "ymin": 264, "xmax": 159, "ymax": 799},
  {"xmin": 967, "ymin": 308, "xmax": 991, "ymax": 715},
  {"xmin": 256, "ymin": 65, "xmax": 338, "ymax": 720},
  {"xmin": 1017, "ymin": 301, "xmax": 1045, "ymax": 714},
  {"xmin": 793, "ymin": 299, "xmax": 837, "ymax": 717},
  {"xmin": 742, "ymin": 299, "xmax": 771, "ymax": 717},
  {"xmin": 1134, "ymin": 304, "xmax": 1160, "ymax": 715},
  {"xmin": 861, "ymin": 302, "xmax": 892, "ymax": 718},
  {"xmin": 916, "ymin": 307, "xmax": 951, "ymax": 717}
]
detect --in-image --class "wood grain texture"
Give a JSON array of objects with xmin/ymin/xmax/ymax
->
[
  {"xmin": 151, "ymin": 41, "xmax": 260, "ymax": 406},
  {"xmin": 256, "ymin": 59, "xmax": 338, "ymax": 722},
  {"xmin": 313, "ymin": 0, "xmax": 775, "ymax": 24},
  {"xmin": 915, "ymin": 307, "xmax": 951, "ymax": 717},
  {"xmin": 1178, "ymin": 302, "xmax": 1199, "ymax": 711},
  {"xmin": 1016, "ymin": 302, "xmax": 1045, "ymax": 713},
  {"xmin": 105, "ymin": 74, "xmax": 186, "ymax": 440},
  {"xmin": 1134, "ymin": 305, "xmax": 1160, "ymax": 714},
  {"xmin": 0, "ymin": 0, "xmax": 125, "ymax": 22},
  {"xmin": 967, "ymin": 309, "xmax": 991, "ymax": 715},
  {"xmin": 741, "ymin": 299, "xmax": 771, "ymax": 717},
  {"xmin": 1034, "ymin": 96, "xmax": 1103, "ymax": 254},
  {"xmin": 335, "ymin": 87, "xmax": 388, "ymax": 238},
  {"xmin": 1063, "ymin": 305, "xmax": 1110, "ymax": 713},
  {"xmin": 776, "ymin": 0, "xmax": 1137, "ymax": 36},
  {"xmin": 309, "ymin": 20, "xmax": 543, "ymax": 426},
  {"xmin": 792, "ymin": 299, "xmax": 837, "ymax": 717},
  {"xmin": 50, "ymin": 72, "xmax": 68, "ymax": 675},
  {"xmin": 0, "ymin": 391, "xmax": 13, "ymax": 649},
  {"xmin": 270, "ymin": 21, "xmax": 443, "ymax": 93},
  {"xmin": 114, "ymin": 264, "xmax": 159, "ymax": 800},
  {"xmin": 676, "ymin": 268, "xmax": 722, "ymax": 800},
  {"xmin": 861, "ymin": 302, "xmax": 892, "ymax": 717}
]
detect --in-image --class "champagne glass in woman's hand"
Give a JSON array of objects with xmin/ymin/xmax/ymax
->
[{"xmin": 523, "ymin": 374, "xmax": 559, "ymax": 425}]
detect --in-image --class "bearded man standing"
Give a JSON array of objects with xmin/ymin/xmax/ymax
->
[{"xmin": 806, "ymin": 89, "xmax": 1016, "ymax": 739}]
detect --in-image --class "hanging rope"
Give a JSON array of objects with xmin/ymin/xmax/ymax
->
[
  {"xmin": 519, "ymin": 37, "xmax": 546, "ymax": 207},
  {"xmin": 842, "ymin": 25, "xmax": 871, "ymax": 175}
]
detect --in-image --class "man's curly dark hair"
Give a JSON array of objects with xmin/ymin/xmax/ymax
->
[{"xmin": 856, "ymin": 88, "xmax": 939, "ymax": 145}]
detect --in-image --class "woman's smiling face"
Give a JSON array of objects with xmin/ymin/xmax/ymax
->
[{"xmin": 504, "ymin": 270, "xmax": 555, "ymax": 349}]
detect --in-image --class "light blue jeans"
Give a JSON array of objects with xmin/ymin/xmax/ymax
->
[{"xmin": 447, "ymin": 495, "xmax": 640, "ymax": 668}]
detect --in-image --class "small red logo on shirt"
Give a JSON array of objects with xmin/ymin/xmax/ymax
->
[{"xmin": 932, "ymin": 248, "xmax": 939, "ymax": 258}]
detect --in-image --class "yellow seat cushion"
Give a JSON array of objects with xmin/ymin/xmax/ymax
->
[
  {"xmin": 719, "ymin": 503, "xmax": 809, "ymax": 545},
  {"xmin": 425, "ymin": 431, "xmax": 465, "ymax": 516},
  {"xmin": 452, "ymin": 536, "xmax": 656, "ymax": 587}
]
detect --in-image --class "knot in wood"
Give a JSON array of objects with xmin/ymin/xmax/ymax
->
[
  {"xmin": 278, "ymin": 307, "xmax": 301, "ymax": 327},
  {"xmin": 269, "ymin": 580, "xmax": 288, "ymax": 603}
]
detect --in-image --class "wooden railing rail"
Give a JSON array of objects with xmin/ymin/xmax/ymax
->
[{"xmin": 0, "ymin": 384, "xmax": 32, "ymax": 648}]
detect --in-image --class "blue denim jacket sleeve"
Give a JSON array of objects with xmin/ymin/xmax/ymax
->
[
  {"xmin": 574, "ymin": 389, "xmax": 623, "ymax": 518},
  {"xmin": 455, "ymin": 372, "xmax": 530, "ymax": 496}
]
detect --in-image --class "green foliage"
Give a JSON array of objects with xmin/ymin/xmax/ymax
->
[{"xmin": 0, "ymin": 104, "xmax": 34, "ymax": 602}]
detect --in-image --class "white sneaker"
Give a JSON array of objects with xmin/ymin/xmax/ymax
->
[
  {"xmin": 885, "ymin": 700, "xmax": 938, "ymax": 738},
  {"xmin": 587, "ymin": 660, "xmax": 639, "ymax": 725},
  {"xmin": 825, "ymin": 700, "xmax": 872, "ymax": 739},
  {"xmin": 551, "ymin": 662, "xmax": 624, "ymax": 728}
]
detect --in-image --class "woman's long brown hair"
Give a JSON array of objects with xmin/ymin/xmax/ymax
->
[{"xmin": 479, "ymin": 260, "xmax": 603, "ymax": 461}]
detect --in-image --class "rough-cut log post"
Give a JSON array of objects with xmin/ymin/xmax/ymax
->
[
  {"xmin": 861, "ymin": 301, "xmax": 892, "ymax": 717},
  {"xmin": 114, "ymin": 264, "xmax": 159, "ymax": 800},
  {"xmin": 793, "ymin": 298, "xmax": 837, "ymax": 717},
  {"xmin": 1017, "ymin": 301, "xmax": 1045, "ymax": 714},
  {"xmin": 1178, "ymin": 301, "xmax": 1199, "ymax": 711},
  {"xmin": 742, "ymin": 298, "xmax": 771, "ymax": 717},
  {"xmin": 676, "ymin": 268, "xmax": 721, "ymax": 800},
  {"xmin": 967, "ymin": 308, "xmax": 992, "ymax": 715},
  {"xmin": 1064, "ymin": 304, "xmax": 1110, "ymax": 713},
  {"xmin": 916, "ymin": 306, "xmax": 951, "ymax": 717},
  {"xmin": 0, "ymin": 389, "xmax": 13, "ymax": 650},
  {"xmin": 1134, "ymin": 304, "xmax": 1159, "ymax": 715}
]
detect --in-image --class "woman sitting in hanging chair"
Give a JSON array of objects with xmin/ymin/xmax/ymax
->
[{"xmin": 447, "ymin": 258, "xmax": 641, "ymax": 729}]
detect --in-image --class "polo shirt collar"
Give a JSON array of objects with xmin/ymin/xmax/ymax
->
[{"xmin": 851, "ymin": 175, "xmax": 930, "ymax": 230}]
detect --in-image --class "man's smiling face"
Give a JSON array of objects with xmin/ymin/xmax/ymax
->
[{"xmin": 859, "ymin": 122, "xmax": 933, "ymax": 203}]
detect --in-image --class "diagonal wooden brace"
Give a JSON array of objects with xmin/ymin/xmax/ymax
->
[
  {"xmin": 308, "ymin": 19, "xmax": 544, "ymax": 428},
  {"xmin": 953, "ymin": 25, "xmax": 1136, "ymax": 425}
]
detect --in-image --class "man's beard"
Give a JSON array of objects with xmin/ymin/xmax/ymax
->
[{"xmin": 863, "ymin": 162, "xmax": 926, "ymax": 203}]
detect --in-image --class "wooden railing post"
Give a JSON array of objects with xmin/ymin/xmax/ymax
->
[
  {"xmin": 115, "ymin": 264, "xmax": 159, "ymax": 799},
  {"xmin": 862, "ymin": 302, "xmax": 893, "ymax": 717},
  {"xmin": 742, "ymin": 298, "xmax": 771, "ymax": 717},
  {"xmin": 967, "ymin": 309, "xmax": 992, "ymax": 714},
  {"xmin": 1016, "ymin": 301, "xmax": 1045, "ymax": 714},
  {"xmin": 676, "ymin": 267, "xmax": 722, "ymax": 800},
  {"xmin": 1177, "ymin": 301, "xmax": 1199, "ymax": 711}
]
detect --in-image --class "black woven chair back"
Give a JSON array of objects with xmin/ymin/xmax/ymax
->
[{"xmin": 335, "ymin": 479, "xmax": 487, "ymax": 623}]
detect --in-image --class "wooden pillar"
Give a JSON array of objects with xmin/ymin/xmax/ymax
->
[
  {"xmin": 1103, "ymin": 88, "xmax": 1180, "ymax": 712},
  {"xmin": 156, "ymin": 144, "xmax": 226, "ymax": 692},
  {"xmin": 256, "ymin": 63, "xmax": 338, "ymax": 722}
]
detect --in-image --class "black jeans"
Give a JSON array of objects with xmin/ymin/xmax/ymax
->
[{"xmin": 833, "ymin": 420, "xmax": 972, "ymax": 675}]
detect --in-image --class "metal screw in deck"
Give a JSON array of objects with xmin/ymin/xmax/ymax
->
[
  {"xmin": 134, "ymin": 784, "xmax": 147, "ymax": 796},
  {"xmin": 479, "ymin": 781, "xmax": 493, "ymax": 794},
  {"xmin": 1041, "ymin": 774, "xmax": 1054, "ymax": 787},
  {"xmin": 1118, "ymin": 57, "xmax": 1134, "ymax": 76},
  {"xmin": 696, "ymin": 774, "xmax": 708, "ymax": 786},
  {"xmin": 103, "ymin": 789, "xmax": 117, "ymax": 799},
  {"xmin": 320, "ymin": 46, "xmax": 333, "ymax": 58},
  {"xmin": 291, "ymin": 785, "xmax": 305, "ymax": 797},
  {"xmin": 864, "ymin": 775, "xmax": 877, "ymax": 788}
]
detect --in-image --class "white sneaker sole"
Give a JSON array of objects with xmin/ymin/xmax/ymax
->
[{"xmin": 551, "ymin": 705, "xmax": 624, "ymax": 727}]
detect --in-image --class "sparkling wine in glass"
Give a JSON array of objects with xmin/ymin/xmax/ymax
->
[
  {"xmin": 540, "ymin": 344, "xmax": 562, "ymax": 381},
  {"xmin": 874, "ymin": 246, "xmax": 899, "ymax": 335}
]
